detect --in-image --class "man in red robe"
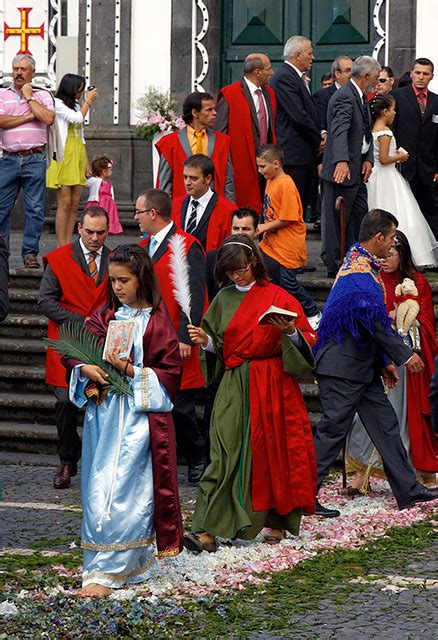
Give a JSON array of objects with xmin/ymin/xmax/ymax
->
[
  {"xmin": 172, "ymin": 154, "xmax": 235, "ymax": 252},
  {"xmin": 38, "ymin": 207, "xmax": 110, "ymax": 489},
  {"xmin": 215, "ymin": 53, "xmax": 276, "ymax": 211},
  {"xmin": 156, "ymin": 92, "xmax": 234, "ymax": 201},
  {"xmin": 135, "ymin": 188, "xmax": 207, "ymax": 483}
]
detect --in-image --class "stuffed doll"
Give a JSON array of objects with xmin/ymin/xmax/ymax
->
[{"xmin": 394, "ymin": 277, "xmax": 420, "ymax": 337}]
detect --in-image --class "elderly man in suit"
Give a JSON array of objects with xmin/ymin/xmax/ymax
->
[
  {"xmin": 313, "ymin": 209, "xmax": 438, "ymax": 516},
  {"xmin": 320, "ymin": 55, "xmax": 381, "ymax": 278},
  {"xmin": 215, "ymin": 54, "xmax": 276, "ymax": 211},
  {"xmin": 38, "ymin": 207, "xmax": 110, "ymax": 488},
  {"xmin": 313, "ymin": 55, "xmax": 353, "ymax": 131},
  {"xmin": 392, "ymin": 58, "xmax": 438, "ymax": 238},
  {"xmin": 270, "ymin": 36, "xmax": 325, "ymax": 212},
  {"xmin": 156, "ymin": 91, "xmax": 234, "ymax": 202}
]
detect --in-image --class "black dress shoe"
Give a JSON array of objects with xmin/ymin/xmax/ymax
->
[
  {"xmin": 188, "ymin": 461, "xmax": 205, "ymax": 484},
  {"xmin": 399, "ymin": 487, "xmax": 438, "ymax": 510},
  {"xmin": 314, "ymin": 499, "xmax": 341, "ymax": 518}
]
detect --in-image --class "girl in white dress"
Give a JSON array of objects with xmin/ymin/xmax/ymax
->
[{"xmin": 368, "ymin": 94, "xmax": 437, "ymax": 267}]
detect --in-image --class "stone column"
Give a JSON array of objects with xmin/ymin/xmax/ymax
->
[{"xmin": 388, "ymin": 0, "xmax": 417, "ymax": 79}]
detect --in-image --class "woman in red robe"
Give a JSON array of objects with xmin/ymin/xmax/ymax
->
[{"xmin": 184, "ymin": 235, "xmax": 317, "ymax": 553}]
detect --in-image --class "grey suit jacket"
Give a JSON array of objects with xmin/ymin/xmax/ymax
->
[
  {"xmin": 315, "ymin": 322, "xmax": 412, "ymax": 384},
  {"xmin": 38, "ymin": 240, "xmax": 110, "ymax": 325},
  {"xmin": 321, "ymin": 80, "xmax": 374, "ymax": 187}
]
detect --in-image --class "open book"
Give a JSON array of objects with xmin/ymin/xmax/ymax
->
[
  {"xmin": 103, "ymin": 320, "xmax": 136, "ymax": 361},
  {"xmin": 258, "ymin": 305, "xmax": 297, "ymax": 325}
]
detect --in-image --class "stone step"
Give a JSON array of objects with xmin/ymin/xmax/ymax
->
[
  {"xmin": 0, "ymin": 314, "xmax": 47, "ymax": 338},
  {"xmin": 8, "ymin": 267, "xmax": 43, "ymax": 290},
  {"xmin": 0, "ymin": 391, "xmax": 57, "ymax": 425},
  {"xmin": 0, "ymin": 338, "xmax": 47, "ymax": 367},
  {"xmin": 0, "ymin": 364, "xmax": 50, "ymax": 393},
  {"xmin": 8, "ymin": 288, "xmax": 39, "ymax": 314}
]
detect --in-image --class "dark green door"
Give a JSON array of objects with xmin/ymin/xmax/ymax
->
[{"xmin": 221, "ymin": 1, "xmax": 377, "ymax": 92}]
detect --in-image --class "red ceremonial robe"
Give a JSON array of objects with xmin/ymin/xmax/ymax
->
[
  {"xmin": 217, "ymin": 82, "xmax": 276, "ymax": 211},
  {"xmin": 44, "ymin": 244, "xmax": 108, "ymax": 387},
  {"xmin": 382, "ymin": 270, "xmax": 438, "ymax": 471},
  {"xmin": 140, "ymin": 232, "xmax": 206, "ymax": 389},
  {"xmin": 155, "ymin": 130, "xmax": 231, "ymax": 199},
  {"xmin": 68, "ymin": 302, "xmax": 184, "ymax": 558},
  {"xmin": 172, "ymin": 194, "xmax": 235, "ymax": 252},
  {"xmin": 223, "ymin": 281, "xmax": 317, "ymax": 515}
]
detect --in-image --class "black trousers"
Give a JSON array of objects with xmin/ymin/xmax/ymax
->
[
  {"xmin": 314, "ymin": 373, "xmax": 422, "ymax": 507},
  {"xmin": 284, "ymin": 164, "xmax": 314, "ymax": 211},
  {"xmin": 320, "ymin": 179, "xmax": 368, "ymax": 276},
  {"xmin": 410, "ymin": 173, "xmax": 438, "ymax": 239},
  {"xmin": 172, "ymin": 389, "xmax": 205, "ymax": 465},
  {"xmin": 53, "ymin": 386, "xmax": 81, "ymax": 465}
]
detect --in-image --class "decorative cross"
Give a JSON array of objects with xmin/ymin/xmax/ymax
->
[{"xmin": 4, "ymin": 7, "xmax": 45, "ymax": 55}]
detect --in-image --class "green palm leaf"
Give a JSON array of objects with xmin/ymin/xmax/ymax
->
[{"xmin": 45, "ymin": 321, "xmax": 133, "ymax": 398}]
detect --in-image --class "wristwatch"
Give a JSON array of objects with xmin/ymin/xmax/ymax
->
[{"xmin": 26, "ymin": 97, "xmax": 36, "ymax": 104}]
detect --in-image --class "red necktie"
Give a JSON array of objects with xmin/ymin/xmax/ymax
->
[
  {"xmin": 255, "ymin": 88, "xmax": 268, "ymax": 147},
  {"xmin": 417, "ymin": 92, "xmax": 426, "ymax": 116}
]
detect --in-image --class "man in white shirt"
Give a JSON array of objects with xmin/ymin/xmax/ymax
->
[
  {"xmin": 38, "ymin": 207, "xmax": 110, "ymax": 489},
  {"xmin": 320, "ymin": 55, "xmax": 380, "ymax": 277}
]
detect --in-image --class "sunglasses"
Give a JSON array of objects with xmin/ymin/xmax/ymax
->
[{"xmin": 378, "ymin": 78, "xmax": 390, "ymax": 83}]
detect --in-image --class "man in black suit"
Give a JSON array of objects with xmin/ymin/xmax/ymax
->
[
  {"xmin": 392, "ymin": 58, "xmax": 438, "ymax": 238},
  {"xmin": 320, "ymin": 56, "xmax": 380, "ymax": 278},
  {"xmin": 313, "ymin": 55, "xmax": 353, "ymax": 131},
  {"xmin": 313, "ymin": 209, "xmax": 438, "ymax": 516},
  {"xmin": 270, "ymin": 36, "xmax": 325, "ymax": 212},
  {"xmin": 38, "ymin": 207, "xmax": 110, "ymax": 489}
]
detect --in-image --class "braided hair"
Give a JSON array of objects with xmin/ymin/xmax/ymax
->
[{"xmin": 369, "ymin": 93, "xmax": 395, "ymax": 126}]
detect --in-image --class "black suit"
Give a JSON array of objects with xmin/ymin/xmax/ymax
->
[
  {"xmin": 313, "ymin": 83, "xmax": 337, "ymax": 131},
  {"xmin": 38, "ymin": 240, "xmax": 110, "ymax": 466},
  {"xmin": 320, "ymin": 81, "xmax": 373, "ymax": 276},
  {"xmin": 392, "ymin": 85, "xmax": 438, "ymax": 237},
  {"xmin": 271, "ymin": 62, "xmax": 321, "ymax": 210},
  {"xmin": 178, "ymin": 192, "xmax": 220, "ymax": 251},
  {"xmin": 315, "ymin": 323, "xmax": 424, "ymax": 508}
]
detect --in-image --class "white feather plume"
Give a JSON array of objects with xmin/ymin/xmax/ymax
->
[{"xmin": 169, "ymin": 234, "xmax": 192, "ymax": 323}]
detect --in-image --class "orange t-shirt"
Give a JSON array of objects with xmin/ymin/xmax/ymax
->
[{"xmin": 259, "ymin": 174, "xmax": 307, "ymax": 269}]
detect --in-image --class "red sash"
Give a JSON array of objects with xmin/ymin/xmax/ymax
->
[{"xmin": 223, "ymin": 281, "xmax": 317, "ymax": 514}]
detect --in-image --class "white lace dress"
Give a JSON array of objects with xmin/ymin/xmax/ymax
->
[{"xmin": 367, "ymin": 130, "xmax": 438, "ymax": 267}]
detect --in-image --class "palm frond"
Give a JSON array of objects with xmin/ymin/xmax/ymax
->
[{"xmin": 45, "ymin": 321, "xmax": 133, "ymax": 398}]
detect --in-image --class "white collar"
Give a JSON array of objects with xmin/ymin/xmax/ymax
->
[
  {"xmin": 243, "ymin": 76, "xmax": 262, "ymax": 95},
  {"xmin": 350, "ymin": 78, "xmax": 363, "ymax": 99},
  {"xmin": 236, "ymin": 280, "xmax": 257, "ymax": 292},
  {"xmin": 285, "ymin": 60, "xmax": 304, "ymax": 78},
  {"xmin": 151, "ymin": 220, "xmax": 174, "ymax": 246},
  {"xmin": 190, "ymin": 187, "xmax": 214, "ymax": 209},
  {"xmin": 79, "ymin": 238, "xmax": 103, "ymax": 256},
  {"xmin": 335, "ymin": 82, "xmax": 341, "ymax": 90}
]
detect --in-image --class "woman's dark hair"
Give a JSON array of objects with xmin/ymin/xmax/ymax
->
[
  {"xmin": 107, "ymin": 244, "xmax": 161, "ymax": 310},
  {"xmin": 369, "ymin": 93, "xmax": 395, "ymax": 126},
  {"xmin": 392, "ymin": 230, "xmax": 418, "ymax": 282},
  {"xmin": 215, "ymin": 234, "xmax": 268, "ymax": 288},
  {"xmin": 55, "ymin": 73, "xmax": 86, "ymax": 110},
  {"xmin": 380, "ymin": 66, "xmax": 394, "ymax": 78}
]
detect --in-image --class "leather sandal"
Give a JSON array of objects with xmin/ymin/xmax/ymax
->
[
  {"xmin": 263, "ymin": 533, "xmax": 285, "ymax": 545},
  {"xmin": 183, "ymin": 532, "xmax": 217, "ymax": 554}
]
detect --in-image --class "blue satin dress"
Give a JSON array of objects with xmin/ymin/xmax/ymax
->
[{"xmin": 70, "ymin": 305, "xmax": 173, "ymax": 588}]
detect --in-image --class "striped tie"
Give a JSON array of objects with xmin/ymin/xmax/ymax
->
[
  {"xmin": 185, "ymin": 200, "xmax": 198, "ymax": 235},
  {"xmin": 87, "ymin": 251, "xmax": 98, "ymax": 280}
]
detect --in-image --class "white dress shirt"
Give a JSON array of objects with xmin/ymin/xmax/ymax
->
[
  {"xmin": 243, "ymin": 77, "xmax": 270, "ymax": 129},
  {"xmin": 79, "ymin": 238, "xmax": 103, "ymax": 272},
  {"xmin": 150, "ymin": 221, "xmax": 174, "ymax": 250},
  {"xmin": 350, "ymin": 78, "xmax": 370, "ymax": 155},
  {"xmin": 189, "ymin": 188, "xmax": 214, "ymax": 227}
]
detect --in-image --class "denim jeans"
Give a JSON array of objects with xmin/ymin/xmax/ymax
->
[
  {"xmin": 278, "ymin": 266, "xmax": 319, "ymax": 317},
  {"xmin": 0, "ymin": 151, "xmax": 46, "ymax": 257}
]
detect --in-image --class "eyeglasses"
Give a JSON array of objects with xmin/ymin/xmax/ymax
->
[
  {"xmin": 133, "ymin": 208, "xmax": 153, "ymax": 218},
  {"xmin": 226, "ymin": 264, "xmax": 251, "ymax": 277}
]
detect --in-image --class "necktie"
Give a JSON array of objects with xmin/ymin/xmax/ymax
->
[
  {"xmin": 185, "ymin": 200, "xmax": 199, "ymax": 235},
  {"xmin": 362, "ymin": 95, "xmax": 372, "ymax": 144},
  {"xmin": 255, "ymin": 88, "xmax": 268, "ymax": 147},
  {"xmin": 87, "ymin": 251, "xmax": 98, "ymax": 280},
  {"xmin": 301, "ymin": 74, "xmax": 311, "ymax": 94},
  {"xmin": 417, "ymin": 92, "xmax": 426, "ymax": 116},
  {"xmin": 148, "ymin": 237, "xmax": 158, "ymax": 257},
  {"xmin": 194, "ymin": 130, "xmax": 205, "ymax": 154}
]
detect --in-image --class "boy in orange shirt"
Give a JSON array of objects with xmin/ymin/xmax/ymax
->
[{"xmin": 257, "ymin": 144, "xmax": 321, "ymax": 328}]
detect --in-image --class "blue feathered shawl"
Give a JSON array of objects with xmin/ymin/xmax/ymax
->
[{"xmin": 315, "ymin": 243, "xmax": 392, "ymax": 353}]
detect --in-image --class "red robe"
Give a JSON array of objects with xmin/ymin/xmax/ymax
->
[
  {"xmin": 382, "ymin": 270, "xmax": 438, "ymax": 471},
  {"xmin": 217, "ymin": 82, "xmax": 276, "ymax": 210},
  {"xmin": 223, "ymin": 281, "xmax": 317, "ymax": 515},
  {"xmin": 172, "ymin": 194, "xmax": 234, "ymax": 252},
  {"xmin": 44, "ymin": 244, "xmax": 108, "ymax": 387},
  {"xmin": 140, "ymin": 231, "xmax": 206, "ymax": 389},
  {"xmin": 155, "ymin": 129, "xmax": 231, "ymax": 199},
  {"xmin": 70, "ymin": 302, "xmax": 184, "ymax": 558}
]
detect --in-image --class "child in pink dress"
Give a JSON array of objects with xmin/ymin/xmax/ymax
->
[{"xmin": 86, "ymin": 156, "xmax": 123, "ymax": 234}]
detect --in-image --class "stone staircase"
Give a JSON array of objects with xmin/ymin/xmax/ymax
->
[{"xmin": 1, "ymin": 264, "xmax": 437, "ymax": 456}]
